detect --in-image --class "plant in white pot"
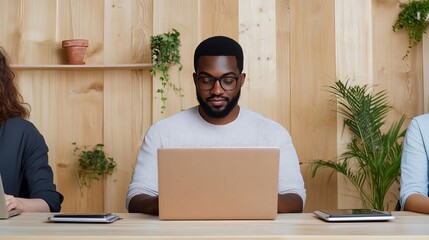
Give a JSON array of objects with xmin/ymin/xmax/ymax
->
[{"xmin": 393, "ymin": 0, "xmax": 429, "ymax": 59}]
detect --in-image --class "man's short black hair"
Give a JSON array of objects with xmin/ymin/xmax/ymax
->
[{"xmin": 194, "ymin": 36, "xmax": 243, "ymax": 73}]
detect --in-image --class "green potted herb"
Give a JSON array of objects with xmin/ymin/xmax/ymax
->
[
  {"xmin": 393, "ymin": 0, "xmax": 429, "ymax": 59},
  {"xmin": 150, "ymin": 28, "xmax": 183, "ymax": 113},
  {"xmin": 73, "ymin": 143, "xmax": 117, "ymax": 188},
  {"xmin": 311, "ymin": 80, "xmax": 406, "ymax": 211}
]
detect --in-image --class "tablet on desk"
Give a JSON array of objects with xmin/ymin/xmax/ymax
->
[
  {"xmin": 47, "ymin": 213, "xmax": 121, "ymax": 223},
  {"xmin": 313, "ymin": 209, "xmax": 395, "ymax": 222}
]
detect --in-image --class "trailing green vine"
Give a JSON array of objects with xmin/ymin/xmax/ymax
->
[
  {"xmin": 393, "ymin": 0, "xmax": 429, "ymax": 59},
  {"xmin": 150, "ymin": 29, "xmax": 183, "ymax": 113}
]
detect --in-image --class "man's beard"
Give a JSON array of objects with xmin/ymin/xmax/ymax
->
[{"xmin": 197, "ymin": 90, "xmax": 240, "ymax": 119}]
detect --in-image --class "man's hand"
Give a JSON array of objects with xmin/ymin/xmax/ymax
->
[
  {"xmin": 278, "ymin": 193, "xmax": 303, "ymax": 213},
  {"xmin": 128, "ymin": 194, "xmax": 159, "ymax": 215}
]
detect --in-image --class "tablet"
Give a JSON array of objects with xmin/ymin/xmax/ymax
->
[
  {"xmin": 313, "ymin": 209, "xmax": 395, "ymax": 222},
  {"xmin": 47, "ymin": 213, "xmax": 121, "ymax": 223}
]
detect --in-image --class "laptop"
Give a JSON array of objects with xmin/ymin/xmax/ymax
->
[
  {"xmin": 157, "ymin": 147, "xmax": 279, "ymax": 220},
  {"xmin": 0, "ymin": 176, "xmax": 22, "ymax": 219},
  {"xmin": 313, "ymin": 209, "xmax": 395, "ymax": 222}
]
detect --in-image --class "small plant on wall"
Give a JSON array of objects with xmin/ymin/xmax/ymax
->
[
  {"xmin": 73, "ymin": 143, "xmax": 117, "ymax": 188},
  {"xmin": 311, "ymin": 80, "xmax": 406, "ymax": 211},
  {"xmin": 393, "ymin": 0, "xmax": 429, "ymax": 59},
  {"xmin": 150, "ymin": 28, "xmax": 183, "ymax": 113}
]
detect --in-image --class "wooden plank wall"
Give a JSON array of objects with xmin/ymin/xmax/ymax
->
[
  {"xmin": 335, "ymin": 0, "xmax": 374, "ymax": 209},
  {"xmin": 0, "ymin": 0, "xmax": 424, "ymax": 213}
]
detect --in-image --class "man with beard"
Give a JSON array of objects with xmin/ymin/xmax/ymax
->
[{"xmin": 126, "ymin": 36, "xmax": 306, "ymax": 215}]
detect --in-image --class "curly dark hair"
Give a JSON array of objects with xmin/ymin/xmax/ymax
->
[{"xmin": 0, "ymin": 47, "xmax": 30, "ymax": 126}]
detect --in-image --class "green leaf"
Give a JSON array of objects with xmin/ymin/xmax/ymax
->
[
  {"xmin": 150, "ymin": 28, "xmax": 184, "ymax": 113},
  {"xmin": 311, "ymin": 79, "xmax": 406, "ymax": 210},
  {"xmin": 393, "ymin": 0, "xmax": 429, "ymax": 59},
  {"xmin": 74, "ymin": 143, "xmax": 117, "ymax": 188}
]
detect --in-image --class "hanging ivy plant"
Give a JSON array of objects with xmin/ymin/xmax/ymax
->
[
  {"xmin": 393, "ymin": 0, "xmax": 429, "ymax": 59},
  {"xmin": 150, "ymin": 29, "xmax": 183, "ymax": 113}
]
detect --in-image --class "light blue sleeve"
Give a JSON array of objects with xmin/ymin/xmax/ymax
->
[{"xmin": 400, "ymin": 115, "xmax": 429, "ymax": 209}]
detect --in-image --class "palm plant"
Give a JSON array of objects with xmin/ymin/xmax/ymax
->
[{"xmin": 311, "ymin": 80, "xmax": 406, "ymax": 210}]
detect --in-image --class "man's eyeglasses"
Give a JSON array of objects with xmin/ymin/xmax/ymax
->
[{"xmin": 196, "ymin": 74, "xmax": 240, "ymax": 91}]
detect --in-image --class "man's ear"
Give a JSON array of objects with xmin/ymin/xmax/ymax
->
[
  {"xmin": 193, "ymin": 72, "xmax": 197, "ymax": 85},
  {"xmin": 239, "ymin": 73, "xmax": 246, "ymax": 87}
]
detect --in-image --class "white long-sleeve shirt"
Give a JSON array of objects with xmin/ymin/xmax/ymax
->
[{"xmin": 126, "ymin": 106, "xmax": 306, "ymax": 209}]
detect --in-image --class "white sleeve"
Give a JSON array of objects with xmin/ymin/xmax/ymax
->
[
  {"xmin": 126, "ymin": 125, "xmax": 161, "ymax": 210},
  {"xmin": 278, "ymin": 130, "xmax": 306, "ymax": 204}
]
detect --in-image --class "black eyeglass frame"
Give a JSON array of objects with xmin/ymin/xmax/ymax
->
[{"xmin": 196, "ymin": 74, "xmax": 241, "ymax": 91}]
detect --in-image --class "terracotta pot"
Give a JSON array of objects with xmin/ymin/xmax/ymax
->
[{"xmin": 62, "ymin": 39, "xmax": 89, "ymax": 64}]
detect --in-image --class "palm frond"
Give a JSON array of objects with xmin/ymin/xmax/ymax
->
[{"xmin": 312, "ymin": 79, "xmax": 406, "ymax": 210}]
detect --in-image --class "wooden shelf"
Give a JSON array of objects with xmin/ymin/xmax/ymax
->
[{"xmin": 10, "ymin": 63, "xmax": 152, "ymax": 70}]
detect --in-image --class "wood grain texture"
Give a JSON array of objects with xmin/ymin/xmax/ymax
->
[
  {"xmin": 289, "ymin": 0, "xmax": 337, "ymax": 212},
  {"xmin": 4, "ymin": 211, "xmax": 429, "ymax": 240},
  {"xmin": 0, "ymin": 1, "xmax": 21, "ymax": 61},
  {"xmin": 103, "ymin": 0, "xmax": 153, "ymax": 213},
  {"xmin": 103, "ymin": 0, "xmax": 133, "ymax": 213},
  {"xmin": 60, "ymin": 0, "xmax": 105, "ymax": 64},
  {"xmin": 3, "ymin": 212, "xmax": 429, "ymax": 239},
  {"xmin": 425, "ymin": 30, "xmax": 429, "ymax": 113},
  {"xmin": 130, "ymin": 0, "xmax": 154, "ymax": 202},
  {"xmin": 373, "ymin": 0, "xmax": 423, "ymax": 121},
  {"xmin": 276, "ymin": 0, "xmax": 291, "ymax": 130},
  {"xmin": 152, "ymin": 0, "xmax": 199, "ymax": 121},
  {"xmin": 239, "ymin": 0, "xmax": 277, "ymax": 120},
  {"xmin": 372, "ymin": 0, "xmax": 424, "ymax": 210},
  {"xmin": 0, "ymin": 0, "xmax": 425, "ymax": 213},
  {"xmin": 53, "ymin": 71, "xmax": 105, "ymax": 212},
  {"xmin": 199, "ymin": 0, "xmax": 238, "ymax": 40},
  {"xmin": 55, "ymin": 0, "xmax": 105, "ymax": 212},
  {"xmin": 335, "ymin": 0, "xmax": 373, "ymax": 209}
]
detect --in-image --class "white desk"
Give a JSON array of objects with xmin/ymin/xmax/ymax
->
[{"xmin": 1, "ymin": 211, "xmax": 428, "ymax": 239}]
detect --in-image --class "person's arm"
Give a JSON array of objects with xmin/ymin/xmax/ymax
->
[
  {"xmin": 22, "ymin": 123, "xmax": 63, "ymax": 212},
  {"xmin": 277, "ymin": 128, "xmax": 306, "ymax": 212},
  {"xmin": 404, "ymin": 194, "xmax": 429, "ymax": 213},
  {"xmin": 128, "ymin": 194, "xmax": 159, "ymax": 215},
  {"xmin": 5, "ymin": 195, "xmax": 50, "ymax": 212},
  {"xmin": 2, "ymin": 119, "xmax": 63, "ymax": 212},
  {"xmin": 126, "ymin": 125, "xmax": 161, "ymax": 214},
  {"xmin": 400, "ymin": 116, "xmax": 429, "ymax": 213},
  {"xmin": 278, "ymin": 193, "xmax": 303, "ymax": 213}
]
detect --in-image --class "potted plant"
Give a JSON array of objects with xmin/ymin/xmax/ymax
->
[
  {"xmin": 311, "ymin": 80, "xmax": 407, "ymax": 211},
  {"xmin": 393, "ymin": 0, "xmax": 429, "ymax": 59},
  {"xmin": 150, "ymin": 28, "xmax": 183, "ymax": 113},
  {"xmin": 72, "ymin": 143, "xmax": 117, "ymax": 188}
]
